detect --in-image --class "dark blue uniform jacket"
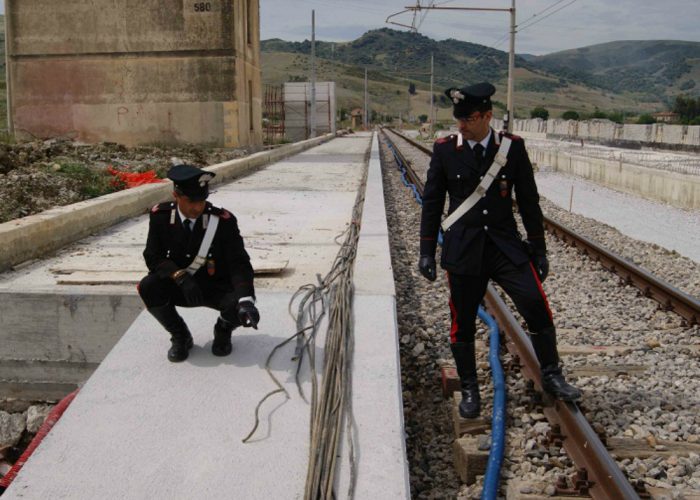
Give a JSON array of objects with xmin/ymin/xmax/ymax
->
[
  {"xmin": 143, "ymin": 201, "xmax": 256, "ymax": 300},
  {"xmin": 420, "ymin": 129, "xmax": 546, "ymax": 276}
]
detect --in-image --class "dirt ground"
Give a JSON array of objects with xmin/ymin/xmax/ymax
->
[{"xmin": 0, "ymin": 139, "xmax": 251, "ymax": 224}]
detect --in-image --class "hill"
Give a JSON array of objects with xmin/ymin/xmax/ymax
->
[
  {"xmin": 261, "ymin": 29, "xmax": 700, "ymax": 121},
  {"xmin": 530, "ymin": 40, "xmax": 700, "ymax": 96}
]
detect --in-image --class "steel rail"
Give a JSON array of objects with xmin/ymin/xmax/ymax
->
[
  {"xmin": 384, "ymin": 127, "xmax": 700, "ymax": 325},
  {"xmin": 380, "ymin": 127, "xmax": 641, "ymax": 499},
  {"xmin": 545, "ymin": 218, "xmax": 700, "ymax": 325}
]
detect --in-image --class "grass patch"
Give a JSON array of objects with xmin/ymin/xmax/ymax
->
[{"xmin": 52, "ymin": 162, "xmax": 122, "ymax": 198}]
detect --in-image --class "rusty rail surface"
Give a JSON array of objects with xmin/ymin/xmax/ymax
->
[
  {"xmin": 381, "ymin": 127, "xmax": 641, "ymax": 499},
  {"xmin": 384, "ymin": 126, "xmax": 700, "ymax": 325}
]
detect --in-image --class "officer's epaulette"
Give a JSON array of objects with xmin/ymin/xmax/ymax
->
[
  {"xmin": 499, "ymin": 130, "xmax": 523, "ymax": 141},
  {"xmin": 435, "ymin": 134, "xmax": 456, "ymax": 145},
  {"xmin": 151, "ymin": 201, "xmax": 176, "ymax": 214},
  {"xmin": 206, "ymin": 204, "xmax": 233, "ymax": 220}
]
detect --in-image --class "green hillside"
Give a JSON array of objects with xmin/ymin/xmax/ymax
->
[
  {"xmin": 262, "ymin": 29, "xmax": 700, "ymax": 121},
  {"xmin": 531, "ymin": 40, "xmax": 700, "ymax": 96}
]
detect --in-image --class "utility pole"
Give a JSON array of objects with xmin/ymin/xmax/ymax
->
[
  {"xmin": 310, "ymin": 10, "xmax": 317, "ymax": 138},
  {"xmin": 363, "ymin": 68, "xmax": 369, "ymax": 129},
  {"xmin": 430, "ymin": 52, "xmax": 434, "ymax": 136},
  {"xmin": 391, "ymin": 2, "xmax": 517, "ymax": 132},
  {"xmin": 506, "ymin": 0, "xmax": 515, "ymax": 132}
]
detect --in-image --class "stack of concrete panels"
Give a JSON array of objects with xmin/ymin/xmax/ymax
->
[{"xmin": 284, "ymin": 81, "xmax": 337, "ymax": 142}]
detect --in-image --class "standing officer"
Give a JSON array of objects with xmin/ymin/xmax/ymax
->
[
  {"xmin": 138, "ymin": 164, "xmax": 260, "ymax": 362},
  {"xmin": 419, "ymin": 83, "xmax": 581, "ymax": 419}
]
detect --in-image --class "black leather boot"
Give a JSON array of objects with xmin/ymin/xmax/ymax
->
[
  {"xmin": 531, "ymin": 327, "xmax": 582, "ymax": 401},
  {"xmin": 148, "ymin": 304, "xmax": 194, "ymax": 363},
  {"xmin": 541, "ymin": 365, "xmax": 582, "ymax": 401},
  {"xmin": 450, "ymin": 342, "xmax": 481, "ymax": 419},
  {"xmin": 212, "ymin": 317, "xmax": 235, "ymax": 357}
]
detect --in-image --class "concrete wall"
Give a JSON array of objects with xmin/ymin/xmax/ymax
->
[
  {"xmin": 284, "ymin": 82, "xmax": 337, "ymax": 142},
  {"xmin": 492, "ymin": 118, "xmax": 700, "ymax": 149},
  {"xmin": 529, "ymin": 147, "xmax": 700, "ymax": 210},
  {"xmin": 5, "ymin": 0, "xmax": 262, "ymax": 148}
]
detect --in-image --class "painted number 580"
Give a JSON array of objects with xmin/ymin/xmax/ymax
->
[{"xmin": 194, "ymin": 2, "xmax": 212, "ymax": 12}]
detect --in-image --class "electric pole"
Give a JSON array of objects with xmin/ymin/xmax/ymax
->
[
  {"xmin": 391, "ymin": 2, "xmax": 517, "ymax": 132},
  {"xmin": 310, "ymin": 10, "xmax": 317, "ymax": 138},
  {"xmin": 430, "ymin": 52, "xmax": 434, "ymax": 136},
  {"xmin": 506, "ymin": 0, "xmax": 515, "ymax": 132},
  {"xmin": 364, "ymin": 68, "xmax": 368, "ymax": 129}
]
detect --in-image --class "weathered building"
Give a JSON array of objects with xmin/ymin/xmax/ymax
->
[{"xmin": 4, "ymin": 0, "xmax": 262, "ymax": 147}]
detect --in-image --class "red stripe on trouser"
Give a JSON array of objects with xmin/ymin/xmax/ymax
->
[
  {"xmin": 446, "ymin": 272, "xmax": 459, "ymax": 343},
  {"xmin": 529, "ymin": 262, "xmax": 553, "ymax": 322}
]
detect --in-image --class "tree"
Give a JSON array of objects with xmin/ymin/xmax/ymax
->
[
  {"xmin": 673, "ymin": 95, "xmax": 700, "ymax": 124},
  {"xmin": 591, "ymin": 108, "xmax": 607, "ymax": 119},
  {"xmin": 607, "ymin": 111, "xmax": 624, "ymax": 124},
  {"xmin": 530, "ymin": 106, "xmax": 549, "ymax": 120},
  {"xmin": 636, "ymin": 113, "xmax": 656, "ymax": 124},
  {"xmin": 408, "ymin": 82, "xmax": 416, "ymax": 95},
  {"xmin": 561, "ymin": 110, "xmax": 579, "ymax": 120},
  {"xmin": 418, "ymin": 114, "xmax": 428, "ymax": 124}
]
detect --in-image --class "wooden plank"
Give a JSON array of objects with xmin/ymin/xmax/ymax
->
[
  {"xmin": 54, "ymin": 259, "xmax": 289, "ymax": 284},
  {"xmin": 452, "ymin": 392, "xmax": 490, "ymax": 437},
  {"xmin": 557, "ymin": 344, "xmax": 633, "ymax": 356},
  {"xmin": 569, "ymin": 364, "xmax": 647, "ymax": 378},
  {"xmin": 440, "ymin": 366, "xmax": 460, "ymax": 398},
  {"xmin": 647, "ymin": 486, "xmax": 700, "ymax": 500},
  {"xmin": 506, "ymin": 480, "xmax": 589, "ymax": 499},
  {"xmin": 607, "ymin": 437, "xmax": 700, "ymax": 459},
  {"xmin": 453, "ymin": 436, "xmax": 489, "ymax": 485}
]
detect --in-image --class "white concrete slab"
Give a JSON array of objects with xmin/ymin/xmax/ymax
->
[
  {"xmin": 5, "ymin": 132, "xmax": 410, "ymax": 499},
  {"xmin": 338, "ymin": 134, "xmax": 409, "ymax": 498},
  {"xmin": 4, "ymin": 295, "xmax": 323, "ymax": 499}
]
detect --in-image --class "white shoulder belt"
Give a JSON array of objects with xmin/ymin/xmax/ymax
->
[
  {"xmin": 187, "ymin": 214, "xmax": 220, "ymax": 275},
  {"xmin": 441, "ymin": 136, "xmax": 513, "ymax": 232}
]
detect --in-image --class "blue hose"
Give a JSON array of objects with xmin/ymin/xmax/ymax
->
[
  {"xmin": 477, "ymin": 310, "xmax": 506, "ymax": 500},
  {"xmin": 387, "ymin": 135, "xmax": 506, "ymax": 498}
]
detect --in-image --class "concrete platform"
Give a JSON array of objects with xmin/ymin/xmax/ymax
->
[{"xmin": 3, "ymin": 133, "xmax": 410, "ymax": 498}]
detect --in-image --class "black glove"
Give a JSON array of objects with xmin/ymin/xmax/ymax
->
[
  {"xmin": 176, "ymin": 273, "xmax": 204, "ymax": 307},
  {"xmin": 418, "ymin": 255, "xmax": 437, "ymax": 282},
  {"xmin": 237, "ymin": 301, "xmax": 260, "ymax": 329},
  {"xmin": 533, "ymin": 253, "xmax": 549, "ymax": 282}
]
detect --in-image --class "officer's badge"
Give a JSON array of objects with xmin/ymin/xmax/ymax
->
[
  {"xmin": 207, "ymin": 258, "xmax": 216, "ymax": 276},
  {"xmin": 199, "ymin": 173, "xmax": 214, "ymax": 187},
  {"xmin": 449, "ymin": 89, "xmax": 465, "ymax": 103},
  {"xmin": 499, "ymin": 180, "xmax": 509, "ymax": 198}
]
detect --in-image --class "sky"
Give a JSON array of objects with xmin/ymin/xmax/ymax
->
[
  {"xmin": 0, "ymin": 1, "xmax": 698, "ymax": 55},
  {"xmin": 259, "ymin": 0, "xmax": 700, "ymax": 55}
]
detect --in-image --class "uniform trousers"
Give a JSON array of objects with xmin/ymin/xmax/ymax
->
[
  {"xmin": 447, "ymin": 237, "xmax": 553, "ymax": 344},
  {"xmin": 138, "ymin": 273, "xmax": 242, "ymax": 327}
]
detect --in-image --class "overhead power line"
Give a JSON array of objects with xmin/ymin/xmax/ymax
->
[{"xmin": 518, "ymin": 0, "xmax": 579, "ymax": 32}]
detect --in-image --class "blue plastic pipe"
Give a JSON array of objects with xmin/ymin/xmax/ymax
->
[
  {"xmin": 477, "ymin": 309, "xmax": 506, "ymax": 500},
  {"xmin": 386, "ymin": 136, "xmax": 507, "ymax": 497}
]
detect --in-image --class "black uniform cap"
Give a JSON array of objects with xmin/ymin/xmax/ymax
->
[
  {"xmin": 445, "ymin": 82, "xmax": 496, "ymax": 119},
  {"xmin": 167, "ymin": 164, "xmax": 216, "ymax": 201}
]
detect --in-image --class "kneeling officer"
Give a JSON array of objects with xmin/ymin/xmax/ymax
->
[{"xmin": 138, "ymin": 164, "xmax": 259, "ymax": 362}]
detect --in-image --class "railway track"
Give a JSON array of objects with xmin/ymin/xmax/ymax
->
[
  {"xmin": 384, "ymin": 127, "xmax": 700, "ymax": 327},
  {"xmin": 380, "ymin": 127, "xmax": 700, "ymax": 499}
]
